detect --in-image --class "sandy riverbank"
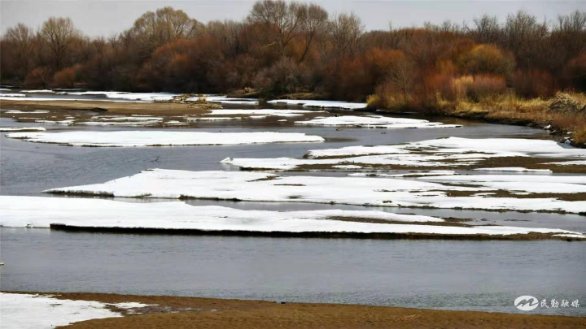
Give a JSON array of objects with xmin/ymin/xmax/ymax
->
[
  {"xmin": 23, "ymin": 292, "xmax": 579, "ymax": 329},
  {"xmin": 0, "ymin": 99, "xmax": 219, "ymax": 116}
]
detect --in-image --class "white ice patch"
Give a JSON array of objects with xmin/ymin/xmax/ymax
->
[
  {"xmin": 419, "ymin": 174, "xmax": 586, "ymax": 194},
  {"xmin": 3, "ymin": 196, "xmax": 583, "ymax": 237},
  {"xmin": 547, "ymin": 160, "xmax": 586, "ymax": 166},
  {"xmin": 186, "ymin": 116, "xmax": 242, "ymax": 122},
  {"xmin": 61, "ymin": 91, "xmax": 177, "ymax": 102},
  {"xmin": 473, "ymin": 167, "xmax": 552, "ymax": 173},
  {"xmin": 4, "ymin": 110, "xmax": 49, "ymax": 114},
  {"xmin": 309, "ymin": 137, "xmax": 586, "ymax": 160},
  {"xmin": 413, "ymin": 137, "xmax": 586, "ymax": 158},
  {"xmin": 0, "ymin": 127, "xmax": 46, "ymax": 132},
  {"xmin": 6, "ymin": 131, "xmax": 324, "ymax": 147},
  {"xmin": 191, "ymin": 95, "xmax": 259, "ymax": 106},
  {"xmin": 46, "ymin": 169, "xmax": 586, "ymax": 214},
  {"xmin": 20, "ymin": 89, "xmax": 54, "ymax": 93},
  {"xmin": 268, "ymin": 99, "xmax": 367, "ymax": 110},
  {"xmin": 0, "ymin": 292, "xmax": 148, "ymax": 329},
  {"xmin": 208, "ymin": 109, "xmax": 314, "ymax": 117},
  {"xmin": 296, "ymin": 115, "xmax": 461, "ymax": 129},
  {"xmin": 79, "ymin": 115, "xmax": 164, "ymax": 127},
  {"xmin": 34, "ymin": 119, "xmax": 74, "ymax": 126}
]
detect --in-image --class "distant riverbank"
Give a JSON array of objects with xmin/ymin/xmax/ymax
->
[{"xmin": 372, "ymin": 92, "xmax": 586, "ymax": 147}]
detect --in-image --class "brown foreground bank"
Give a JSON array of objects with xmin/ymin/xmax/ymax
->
[{"xmin": 46, "ymin": 292, "xmax": 585, "ymax": 329}]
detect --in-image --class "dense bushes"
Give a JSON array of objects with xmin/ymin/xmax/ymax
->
[{"xmin": 1, "ymin": 2, "xmax": 585, "ymax": 106}]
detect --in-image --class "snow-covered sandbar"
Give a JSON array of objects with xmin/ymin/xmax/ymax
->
[
  {"xmin": 5, "ymin": 131, "xmax": 325, "ymax": 147},
  {"xmin": 1, "ymin": 196, "xmax": 582, "ymax": 239}
]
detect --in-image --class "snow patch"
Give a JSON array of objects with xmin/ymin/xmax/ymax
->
[{"xmin": 0, "ymin": 292, "xmax": 148, "ymax": 329}]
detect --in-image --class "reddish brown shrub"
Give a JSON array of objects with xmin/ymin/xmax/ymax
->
[{"xmin": 512, "ymin": 69, "xmax": 555, "ymax": 98}]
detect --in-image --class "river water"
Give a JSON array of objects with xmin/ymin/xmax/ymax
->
[{"xmin": 0, "ymin": 100, "xmax": 585, "ymax": 315}]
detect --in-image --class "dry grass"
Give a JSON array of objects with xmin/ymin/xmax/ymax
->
[{"xmin": 371, "ymin": 91, "xmax": 586, "ymax": 145}]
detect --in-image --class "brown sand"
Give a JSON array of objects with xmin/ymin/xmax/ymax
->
[
  {"xmin": 0, "ymin": 99, "xmax": 219, "ymax": 116},
  {"xmin": 42, "ymin": 292, "xmax": 585, "ymax": 329}
]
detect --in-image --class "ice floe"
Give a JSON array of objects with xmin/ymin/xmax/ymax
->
[
  {"xmin": 418, "ymin": 174, "xmax": 586, "ymax": 194},
  {"xmin": 45, "ymin": 169, "xmax": 586, "ymax": 214},
  {"xmin": 295, "ymin": 115, "xmax": 461, "ymax": 129},
  {"xmin": 0, "ymin": 127, "xmax": 46, "ymax": 132},
  {"xmin": 208, "ymin": 109, "xmax": 314, "ymax": 117},
  {"xmin": 5, "ymin": 131, "xmax": 324, "ymax": 147},
  {"xmin": 79, "ymin": 115, "xmax": 164, "ymax": 126},
  {"xmin": 3, "ymin": 110, "xmax": 49, "ymax": 114},
  {"xmin": 19, "ymin": 89, "xmax": 54, "ymax": 93},
  {"xmin": 547, "ymin": 160, "xmax": 586, "ymax": 166},
  {"xmin": 34, "ymin": 119, "xmax": 75, "ymax": 125},
  {"xmin": 2, "ymin": 196, "xmax": 583, "ymax": 238},
  {"xmin": 186, "ymin": 116, "xmax": 243, "ymax": 122},
  {"xmin": 0, "ymin": 292, "xmax": 149, "ymax": 329},
  {"xmin": 473, "ymin": 167, "xmax": 552, "ymax": 173},
  {"xmin": 268, "ymin": 99, "xmax": 367, "ymax": 110}
]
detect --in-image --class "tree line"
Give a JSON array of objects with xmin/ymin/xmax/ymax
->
[{"xmin": 1, "ymin": 1, "xmax": 585, "ymax": 106}]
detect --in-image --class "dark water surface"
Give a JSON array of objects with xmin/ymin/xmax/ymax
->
[{"xmin": 1, "ymin": 228, "xmax": 585, "ymax": 315}]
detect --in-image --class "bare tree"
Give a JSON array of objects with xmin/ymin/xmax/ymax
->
[
  {"xmin": 3, "ymin": 24, "xmax": 36, "ymax": 78},
  {"xmin": 298, "ymin": 4, "xmax": 328, "ymax": 62},
  {"xmin": 39, "ymin": 17, "xmax": 82, "ymax": 69},
  {"xmin": 472, "ymin": 15, "xmax": 501, "ymax": 43},
  {"xmin": 330, "ymin": 13, "xmax": 363, "ymax": 57},
  {"xmin": 126, "ymin": 7, "xmax": 203, "ymax": 58},
  {"xmin": 248, "ymin": 0, "xmax": 304, "ymax": 53}
]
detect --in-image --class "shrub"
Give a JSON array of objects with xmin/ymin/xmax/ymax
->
[
  {"xmin": 457, "ymin": 44, "xmax": 515, "ymax": 77},
  {"xmin": 512, "ymin": 69, "xmax": 555, "ymax": 98},
  {"xmin": 23, "ymin": 66, "xmax": 52, "ymax": 89}
]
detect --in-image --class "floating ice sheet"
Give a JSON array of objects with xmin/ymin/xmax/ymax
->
[
  {"xmin": 268, "ymin": 99, "xmax": 367, "ymax": 110},
  {"xmin": 296, "ymin": 115, "xmax": 461, "ymax": 129},
  {"xmin": 46, "ymin": 169, "xmax": 586, "ymax": 214},
  {"xmin": 6, "ymin": 131, "xmax": 325, "ymax": 147}
]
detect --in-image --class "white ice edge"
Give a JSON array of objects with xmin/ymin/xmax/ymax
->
[
  {"xmin": 2, "ymin": 196, "xmax": 583, "ymax": 237},
  {"xmin": 5, "ymin": 131, "xmax": 325, "ymax": 147},
  {"xmin": 0, "ymin": 292, "xmax": 150, "ymax": 329}
]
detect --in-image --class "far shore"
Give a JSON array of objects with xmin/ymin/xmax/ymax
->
[
  {"xmin": 0, "ymin": 99, "xmax": 219, "ymax": 116},
  {"xmin": 12, "ymin": 291, "xmax": 584, "ymax": 329}
]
